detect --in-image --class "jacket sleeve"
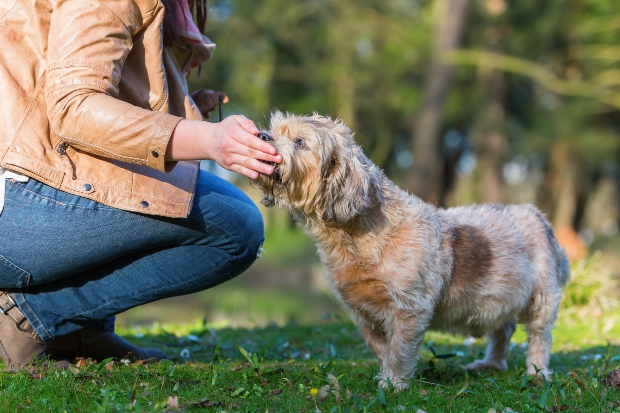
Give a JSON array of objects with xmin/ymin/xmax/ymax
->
[{"xmin": 45, "ymin": 0, "xmax": 181, "ymax": 173}]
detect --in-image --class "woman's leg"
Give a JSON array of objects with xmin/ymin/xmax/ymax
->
[{"xmin": 0, "ymin": 170, "xmax": 264, "ymax": 342}]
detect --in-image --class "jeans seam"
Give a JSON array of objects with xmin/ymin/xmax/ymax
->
[
  {"xmin": 8, "ymin": 180, "xmax": 115, "ymax": 211},
  {"xmin": 11, "ymin": 292, "xmax": 53, "ymax": 342},
  {"xmin": 0, "ymin": 255, "xmax": 31, "ymax": 287}
]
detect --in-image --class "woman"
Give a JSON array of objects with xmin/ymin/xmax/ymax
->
[{"xmin": 0, "ymin": 0, "xmax": 281, "ymax": 370}]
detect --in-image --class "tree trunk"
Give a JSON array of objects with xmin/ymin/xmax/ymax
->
[
  {"xmin": 406, "ymin": 0, "xmax": 470, "ymax": 205},
  {"xmin": 475, "ymin": 70, "xmax": 507, "ymax": 204}
]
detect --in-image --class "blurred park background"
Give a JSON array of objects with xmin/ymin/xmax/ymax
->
[{"xmin": 119, "ymin": 0, "xmax": 619, "ymax": 329}]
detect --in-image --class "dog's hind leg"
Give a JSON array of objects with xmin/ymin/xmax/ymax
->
[
  {"xmin": 523, "ymin": 288, "xmax": 562, "ymax": 379},
  {"xmin": 465, "ymin": 318, "xmax": 516, "ymax": 371}
]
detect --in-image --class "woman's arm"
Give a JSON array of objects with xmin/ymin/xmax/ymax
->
[
  {"xmin": 45, "ymin": 1, "xmax": 181, "ymax": 173},
  {"xmin": 166, "ymin": 116, "xmax": 281, "ymax": 179}
]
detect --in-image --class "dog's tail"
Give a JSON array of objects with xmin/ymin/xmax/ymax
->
[
  {"xmin": 528, "ymin": 204, "xmax": 570, "ymax": 287},
  {"xmin": 557, "ymin": 246, "xmax": 570, "ymax": 287}
]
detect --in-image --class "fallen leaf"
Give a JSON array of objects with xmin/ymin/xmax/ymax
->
[
  {"xmin": 68, "ymin": 366, "xmax": 81, "ymax": 376},
  {"xmin": 76, "ymin": 358, "xmax": 87, "ymax": 368},
  {"xmin": 131, "ymin": 359, "xmax": 149, "ymax": 366},
  {"xmin": 318, "ymin": 384, "xmax": 330, "ymax": 400},
  {"xmin": 601, "ymin": 370, "xmax": 620, "ymax": 388},
  {"xmin": 568, "ymin": 371, "xmax": 584, "ymax": 387},
  {"xmin": 104, "ymin": 361, "xmax": 114, "ymax": 372},
  {"xmin": 328, "ymin": 373, "xmax": 341, "ymax": 401},
  {"xmin": 416, "ymin": 410, "xmax": 427, "ymax": 413},
  {"xmin": 272, "ymin": 389, "xmax": 283, "ymax": 395}
]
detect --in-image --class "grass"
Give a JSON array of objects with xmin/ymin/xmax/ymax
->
[{"xmin": 1, "ymin": 257, "xmax": 620, "ymax": 412}]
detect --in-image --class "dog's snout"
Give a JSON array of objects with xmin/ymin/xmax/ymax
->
[{"xmin": 258, "ymin": 132, "xmax": 274, "ymax": 142}]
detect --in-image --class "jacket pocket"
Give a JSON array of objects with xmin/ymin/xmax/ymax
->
[{"xmin": 0, "ymin": 255, "xmax": 31, "ymax": 288}]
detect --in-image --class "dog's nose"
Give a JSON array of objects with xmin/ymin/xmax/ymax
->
[{"xmin": 258, "ymin": 132, "xmax": 274, "ymax": 142}]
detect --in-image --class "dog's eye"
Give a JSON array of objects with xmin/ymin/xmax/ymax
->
[{"xmin": 295, "ymin": 138, "xmax": 308, "ymax": 149}]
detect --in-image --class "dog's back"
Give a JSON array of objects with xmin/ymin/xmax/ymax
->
[{"xmin": 431, "ymin": 203, "xmax": 569, "ymax": 337}]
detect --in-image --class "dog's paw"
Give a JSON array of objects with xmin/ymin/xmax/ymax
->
[
  {"xmin": 527, "ymin": 366, "xmax": 553, "ymax": 382},
  {"xmin": 377, "ymin": 375, "xmax": 409, "ymax": 392},
  {"xmin": 464, "ymin": 359, "xmax": 508, "ymax": 371}
]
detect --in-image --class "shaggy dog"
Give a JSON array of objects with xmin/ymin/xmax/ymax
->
[{"xmin": 254, "ymin": 112, "xmax": 570, "ymax": 390}]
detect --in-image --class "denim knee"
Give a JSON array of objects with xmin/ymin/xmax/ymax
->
[{"xmin": 232, "ymin": 201, "xmax": 265, "ymax": 267}]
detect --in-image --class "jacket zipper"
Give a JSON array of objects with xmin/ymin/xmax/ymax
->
[{"xmin": 55, "ymin": 142, "xmax": 77, "ymax": 180}]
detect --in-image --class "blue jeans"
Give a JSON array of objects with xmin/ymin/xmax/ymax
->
[{"xmin": 0, "ymin": 171, "xmax": 264, "ymax": 342}]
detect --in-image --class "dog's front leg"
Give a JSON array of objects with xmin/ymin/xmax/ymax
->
[
  {"xmin": 357, "ymin": 320, "xmax": 388, "ymax": 366},
  {"xmin": 379, "ymin": 311, "xmax": 429, "ymax": 391}
]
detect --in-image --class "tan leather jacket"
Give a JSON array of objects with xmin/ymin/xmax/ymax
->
[{"xmin": 0, "ymin": 0, "xmax": 208, "ymax": 218}]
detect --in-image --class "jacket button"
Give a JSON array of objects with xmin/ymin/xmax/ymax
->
[
  {"xmin": 151, "ymin": 150, "xmax": 159, "ymax": 158},
  {"xmin": 140, "ymin": 201, "xmax": 149, "ymax": 208},
  {"xmin": 83, "ymin": 183, "xmax": 92, "ymax": 191}
]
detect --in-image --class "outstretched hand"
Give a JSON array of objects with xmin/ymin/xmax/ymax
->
[
  {"xmin": 205, "ymin": 115, "xmax": 281, "ymax": 179},
  {"xmin": 166, "ymin": 116, "xmax": 281, "ymax": 180}
]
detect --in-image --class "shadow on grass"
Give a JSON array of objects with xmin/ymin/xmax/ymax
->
[{"xmin": 119, "ymin": 321, "xmax": 620, "ymax": 381}]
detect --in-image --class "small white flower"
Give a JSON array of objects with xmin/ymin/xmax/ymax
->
[
  {"xmin": 304, "ymin": 353, "xmax": 310, "ymax": 360},
  {"xmin": 520, "ymin": 342, "xmax": 528, "ymax": 349},
  {"xmin": 580, "ymin": 355, "xmax": 589, "ymax": 361},
  {"xmin": 120, "ymin": 358, "xmax": 130, "ymax": 366},
  {"xmin": 135, "ymin": 333, "xmax": 144, "ymax": 339},
  {"xmin": 180, "ymin": 348, "xmax": 190, "ymax": 359},
  {"xmin": 463, "ymin": 337, "xmax": 476, "ymax": 347},
  {"xmin": 593, "ymin": 354, "xmax": 603, "ymax": 360},
  {"xmin": 455, "ymin": 351, "xmax": 465, "ymax": 357},
  {"xmin": 186, "ymin": 334, "xmax": 200, "ymax": 342}
]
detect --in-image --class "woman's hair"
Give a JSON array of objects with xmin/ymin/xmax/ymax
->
[{"xmin": 161, "ymin": 0, "xmax": 209, "ymax": 47}]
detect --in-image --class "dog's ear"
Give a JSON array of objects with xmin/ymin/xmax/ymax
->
[{"xmin": 319, "ymin": 145, "xmax": 374, "ymax": 226}]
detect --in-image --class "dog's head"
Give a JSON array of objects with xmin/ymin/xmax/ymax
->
[{"xmin": 253, "ymin": 111, "xmax": 377, "ymax": 226}]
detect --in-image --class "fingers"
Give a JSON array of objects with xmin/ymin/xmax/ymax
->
[
  {"xmin": 228, "ymin": 155, "xmax": 276, "ymax": 179},
  {"xmin": 222, "ymin": 134, "xmax": 281, "ymax": 171},
  {"xmin": 193, "ymin": 90, "xmax": 229, "ymax": 117},
  {"xmin": 210, "ymin": 114, "xmax": 283, "ymax": 178},
  {"xmin": 228, "ymin": 116, "xmax": 281, "ymax": 159},
  {"xmin": 230, "ymin": 114, "xmax": 259, "ymax": 135}
]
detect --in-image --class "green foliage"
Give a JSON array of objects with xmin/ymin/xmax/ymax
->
[
  {"xmin": 562, "ymin": 252, "xmax": 619, "ymax": 310},
  {"xmin": 195, "ymin": 0, "xmax": 620, "ymax": 217}
]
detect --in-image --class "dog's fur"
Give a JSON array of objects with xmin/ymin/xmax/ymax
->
[{"xmin": 254, "ymin": 112, "xmax": 570, "ymax": 390}]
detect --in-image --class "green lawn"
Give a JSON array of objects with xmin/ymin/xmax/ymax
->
[{"xmin": 1, "ymin": 257, "xmax": 619, "ymax": 412}]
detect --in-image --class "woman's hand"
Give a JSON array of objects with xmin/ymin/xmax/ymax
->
[
  {"xmin": 166, "ymin": 116, "xmax": 282, "ymax": 179},
  {"xmin": 190, "ymin": 89, "xmax": 228, "ymax": 119}
]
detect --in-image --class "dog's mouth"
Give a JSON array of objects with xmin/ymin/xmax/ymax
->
[
  {"xmin": 256, "ymin": 131, "xmax": 281, "ymax": 208},
  {"xmin": 258, "ymin": 132, "xmax": 277, "ymax": 169}
]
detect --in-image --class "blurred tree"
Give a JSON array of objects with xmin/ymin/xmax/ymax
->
[
  {"xmin": 190, "ymin": 0, "xmax": 619, "ymax": 237},
  {"xmin": 405, "ymin": 0, "xmax": 470, "ymax": 205}
]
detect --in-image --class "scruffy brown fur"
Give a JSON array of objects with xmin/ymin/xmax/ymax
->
[{"xmin": 254, "ymin": 112, "xmax": 570, "ymax": 390}]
